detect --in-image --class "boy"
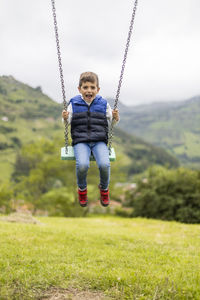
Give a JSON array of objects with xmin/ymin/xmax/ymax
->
[{"xmin": 62, "ymin": 72, "xmax": 119, "ymax": 207}]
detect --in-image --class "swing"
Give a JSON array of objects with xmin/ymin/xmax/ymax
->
[
  {"xmin": 61, "ymin": 145, "xmax": 116, "ymax": 161},
  {"xmin": 51, "ymin": 0, "xmax": 138, "ymax": 161}
]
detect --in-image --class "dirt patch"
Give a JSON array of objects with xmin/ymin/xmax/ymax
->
[
  {"xmin": 39, "ymin": 287, "xmax": 110, "ymax": 300},
  {"xmin": 0, "ymin": 212, "xmax": 42, "ymax": 225}
]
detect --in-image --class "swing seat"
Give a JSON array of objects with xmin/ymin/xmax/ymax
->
[{"xmin": 61, "ymin": 146, "xmax": 116, "ymax": 161}]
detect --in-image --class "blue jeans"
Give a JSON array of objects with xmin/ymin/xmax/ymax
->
[{"xmin": 73, "ymin": 142, "xmax": 110, "ymax": 190}]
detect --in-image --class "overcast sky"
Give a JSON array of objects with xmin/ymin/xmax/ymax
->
[{"xmin": 1, "ymin": 0, "xmax": 200, "ymax": 106}]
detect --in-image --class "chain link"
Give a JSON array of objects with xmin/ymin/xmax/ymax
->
[
  {"xmin": 51, "ymin": 0, "xmax": 69, "ymax": 153},
  {"xmin": 108, "ymin": 0, "xmax": 138, "ymax": 152}
]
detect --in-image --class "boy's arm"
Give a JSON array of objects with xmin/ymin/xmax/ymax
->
[
  {"xmin": 106, "ymin": 103, "xmax": 120, "ymax": 124},
  {"xmin": 62, "ymin": 103, "xmax": 72, "ymax": 124},
  {"xmin": 112, "ymin": 108, "xmax": 120, "ymax": 122}
]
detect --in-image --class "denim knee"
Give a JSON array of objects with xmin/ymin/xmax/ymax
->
[
  {"xmin": 99, "ymin": 162, "xmax": 110, "ymax": 172},
  {"xmin": 77, "ymin": 163, "xmax": 89, "ymax": 174}
]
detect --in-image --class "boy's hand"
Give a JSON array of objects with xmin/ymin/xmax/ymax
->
[
  {"xmin": 112, "ymin": 109, "xmax": 119, "ymax": 122},
  {"xmin": 62, "ymin": 110, "xmax": 69, "ymax": 121}
]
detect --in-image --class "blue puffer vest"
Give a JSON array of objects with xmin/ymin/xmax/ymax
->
[{"xmin": 70, "ymin": 95, "xmax": 108, "ymax": 146}]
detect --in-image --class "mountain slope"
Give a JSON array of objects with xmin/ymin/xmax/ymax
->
[
  {"xmin": 0, "ymin": 75, "xmax": 61, "ymax": 119},
  {"xmin": 0, "ymin": 75, "xmax": 179, "ymax": 182},
  {"xmin": 116, "ymin": 96, "xmax": 200, "ymax": 168}
]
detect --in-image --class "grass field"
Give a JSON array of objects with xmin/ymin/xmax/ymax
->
[{"xmin": 0, "ymin": 216, "xmax": 199, "ymax": 299}]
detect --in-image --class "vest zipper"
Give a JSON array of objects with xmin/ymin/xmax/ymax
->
[
  {"xmin": 87, "ymin": 100, "xmax": 95, "ymax": 138},
  {"xmin": 87, "ymin": 105, "xmax": 91, "ymax": 138}
]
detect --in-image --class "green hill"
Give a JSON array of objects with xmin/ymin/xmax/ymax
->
[
  {"xmin": 0, "ymin": 75, "xmax": 178, "ymax": 182},
  {"xmin": 115, "ymin": 96, "xmax": 200, "ymax": 168},
  {"xmin": 0, "ymin": 76, "xmax": 62, "ymax": 181},
  {"xmin": 0, "ymin": 75, "xmax": 60, "ymax": 119}
]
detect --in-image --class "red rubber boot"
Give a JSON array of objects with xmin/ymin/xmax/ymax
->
[
  {"xmin": 78, "ymin": 188, "xmax": 88, "ymax": 207},
  {"xmin": 99, "ymin": 186, "xmax": 110, "ymax": 207}
]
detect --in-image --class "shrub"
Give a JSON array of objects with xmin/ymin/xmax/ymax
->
[
  {"xmin": 10, "ymin": 137, "xmax": 22, "ymax": 148},
  {"xmin": 0, "ymin": 142, "xmax": 14, "ymax": 150},
  {"xmin": 127, "ymin": 166, "xmax": 200, "ymax": 223},
  {"xmin": 114, "ymin": 207, "xmax": 133, "ymax": 218},
  {"xmin": 0, "ymin": 125, "xmax": 16, "ymax": 134},
  {"xmin": 0, "ymin": 183, "xmax": 13, "ymax": 213},
  {"xmin": 38, "ymin": 188, "xmax": 87, "ymax": 217}
]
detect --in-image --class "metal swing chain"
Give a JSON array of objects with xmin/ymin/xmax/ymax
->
[
  {"xmin": 108, "ymin": 0, "xmax": 138, "ymax": 152},
  {"xmin": 51, "ymin": 0, "xmax": 69, "ymax": 153}
]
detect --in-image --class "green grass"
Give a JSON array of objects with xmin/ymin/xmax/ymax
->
[{"xmin": 0, "ymin": 216, "xmax": 199, "ymax": 299}]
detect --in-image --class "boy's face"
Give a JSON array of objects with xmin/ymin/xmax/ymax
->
[{"xmin": 78, "ymin": 81, "xmax": 100, "ymax": 103}]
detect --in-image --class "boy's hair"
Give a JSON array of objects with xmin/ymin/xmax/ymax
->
[{"xmin": 79, "ymin": 72, "xmax": 99, "ymax": 88}]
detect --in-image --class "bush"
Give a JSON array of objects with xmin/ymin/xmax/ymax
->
[
  {"xmin": 38, "ymin": 188, "xmax": 87, "ymax": 217},
  {"xmin": 0, "ymin": 142, "xmax": 14, "ymax": 150},
  {"xmin": 127, "ymin": 166, "xmax": 200, "ymax": 223},
  {"xmin": 0, "ymin": 125, "xmax": 16, "ymax": 134},
  {"xmin": 10, "ymin": 137, "xmax": 22, "ymax": 148},
  {"xmin": 114, "ymin": 207, "xmax": 133, "ymax": 218},
  {"xmin": 0, "ymin": 183, "xmax": 13, "ymax": 213}
]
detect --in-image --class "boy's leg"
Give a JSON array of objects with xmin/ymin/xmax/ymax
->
[
  {"xmin": 74, "ymin": 143, "xmax": 91, "ymax": 207},
  {"xmin": 92, "ymin": 142, "xmax": 110, "ymax": 190},
  {"xmin": 73, "ymin": 143, "xmax": 91, "ymax": 190},
  {"xmin": 92, "ymin": 142, "xmax": 110, "ymax": 206}
]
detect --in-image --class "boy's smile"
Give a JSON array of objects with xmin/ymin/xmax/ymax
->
[{"xmin": 78, "ymin": 81, "xmax": 100, "ymax": 103}]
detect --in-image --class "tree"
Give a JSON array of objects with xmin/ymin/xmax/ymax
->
[
  {"xmin": 126, "ymin": 166, "xmax": 200, "ymax": 223},
  {"xmin": 0, "ymin": 183, "xmax": 13, "ymax": 213}
]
